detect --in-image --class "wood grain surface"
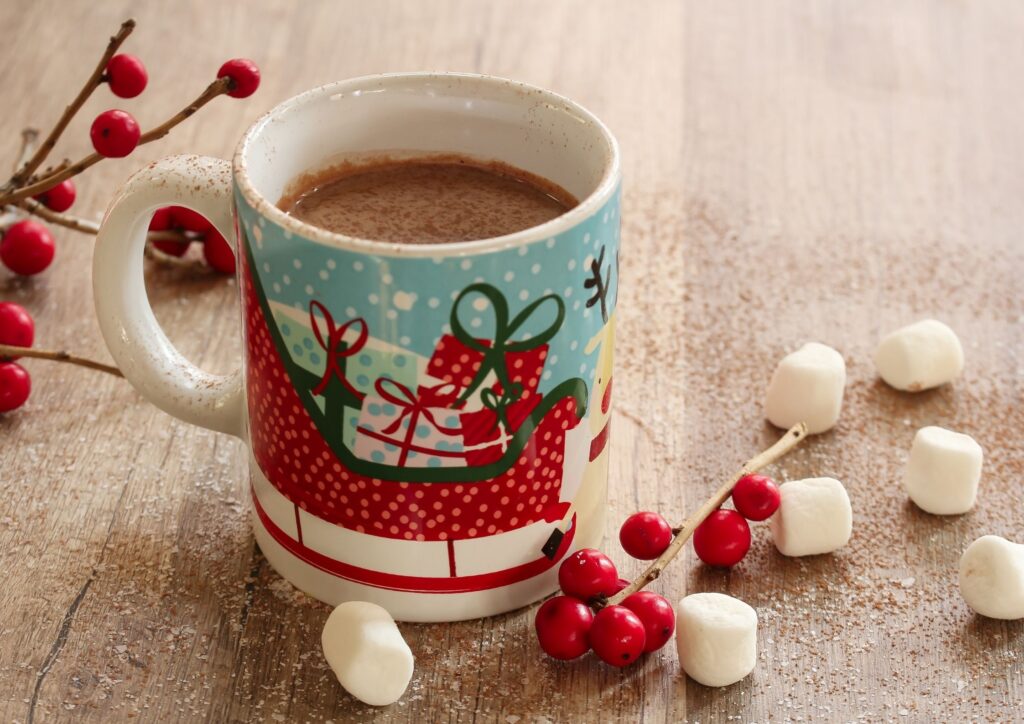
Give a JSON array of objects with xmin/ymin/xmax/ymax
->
[{"xmin": 1, "ymin": 1, "xmax": 1021, "ymax": 721}]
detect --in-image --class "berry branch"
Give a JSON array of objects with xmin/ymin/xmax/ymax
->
[
  {"xmin": 603, "ymin": 422, "xmax": 808, "ymax": 606},
  {"xmin": 0, "ymin": 344, "xmax": 122, "ymax": 377},
  {"xmin": 0, "ymin": 20, "xmax": 260, "ymax": 412},
  {"xmin": 537, "ymin": 423, "xmax": 808, "ymax": 667},
  {"xmin": 9, "ymin": 19, "xmax": 135, "ymax": 188},
  {"xmin": 3, "ymin": 76, "xmax": 235, "ymax": 207}
]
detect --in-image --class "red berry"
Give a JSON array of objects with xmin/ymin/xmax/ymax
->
[
  {"xmin": 1, "ymin": 220, "xmax": 55, "ymax": 276},
  {"xmin": 0, "ymin": 302, "xmax": 34, "ymax": 358},
  {"xmin": 202, "ymin": 228, "xmax": 235, "ymax": 274},
  {"xmin": 0, "ymin": 362, "xmax": 30, "ymax": 412},
  {"xmin": 589, "ymin": 605, "xmax": 646, "ymax": 667},
  {"xmin": 611, "ymin": 577, "xmax": 631, "ymax": 595},
  {"xmin": 692, "ymin": 509, "xmax": 751, "ymax": 567},
  {"xmin": 169, "ymin": 206, "xmax": 212, "ymax": 233},
  {"xmin": 148, "ymin": 207, "xmax": 190, "ymax": 257},
  {"xmin": 622, "ymin": 591, "xmax": 676, "ymax": 653},
  {"xmin": 534, "ymin": 595, "xmax": 593, "ymax": 660},
  {"xmin": 558, "ymin": 549, "xmax": 619, "ymax": 601},
  {"xmin": 105, "ymin": 54, "xmax": 148, "ymax": 98},
  {"xmin": 619, "ymin": 511, "xmax": 673, "ymax": 560},
  {"xmin": 33, "ymin": 179, "xmax": 76, "ymax": 212},
  {"xmin": 90, "ymin": 109, "xmax": 140, "ymax": 158},
  {"xmin": 732, "ymin": 474, "xmax": 781, "ymax": 521},
  {"xmin": 217, "ymin": 58, "xmax": 260, "ymax": 98}
]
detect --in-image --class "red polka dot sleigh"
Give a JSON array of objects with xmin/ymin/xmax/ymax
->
[{"xmin": 240, "ymin": 241, "xmax": 615, "ymax": 612}]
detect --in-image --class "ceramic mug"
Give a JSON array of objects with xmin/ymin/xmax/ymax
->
[{"xmin": 93, "ymin": 73, "xmax": 621, "ymax": 622}]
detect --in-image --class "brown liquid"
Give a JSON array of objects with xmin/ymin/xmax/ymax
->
[{"xmin": 279, "ymin": 155, "xmax": 577, "ymax": 244}]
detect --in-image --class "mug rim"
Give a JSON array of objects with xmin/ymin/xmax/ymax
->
[{"xmin": 232, "ymin": 71, "xmax": 621, "ymax": 258}]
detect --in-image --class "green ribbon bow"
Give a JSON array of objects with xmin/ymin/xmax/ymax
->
[{"xmin": 450, "ymin": 283, "xmax": 565, "ymax": 427}]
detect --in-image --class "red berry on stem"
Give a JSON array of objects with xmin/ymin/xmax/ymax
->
[
  {"xmin": 33, "ymin": 179, "xmax": 76, "ymax": 213},
  {"xmin": 90, "ymin": 109, "xmax": 140, "ymax": 158},
  {"xmin": 148, "ymin": 207, "xmax": 190, "ymax": 257},
  {"xmin": 0, "ymin": 302, "xmax": 34, "ymax": 358},
  {"xmin": 589, "ymin": 605, "xmax": 646, "ymax": 667},
  {"xmin": 693, "ymin": 509, "xmax": 751, "ymax": 567},
  {"xmin": 217, "ymin": 58, "xmax": 260, "ymax": 98},
  {"xmin": 1, "ymin": 220, "xmax": 55, "ymax": 276},
  {"xmin": 732, "ymin": 474, "xmax": 781, "ymax": 521},
  {"xmin": 202, "ymin": 228, "xmax": 235, "ymax": 274},
  {"xmin": 610, "ymin": 577, "xmax": 631, "ymax": 595},
  {"xmin": 558, "ymin": 548, "xmax": 619, "ymax": 600},
  {"xmin": 534, "ymin": 595, "xmax": 593, "ymax": 660},
  {"xmin": 619, "ymin": 511, "xmax": 673, "ymax": 560},
  {"xmin": 105, "ymin": 54, "xmax": 148, "ymax": 98},
  {"xmin": 0, "ymin": 362, "xmax": 31, "ymax": 412},
  {"xmin": 622, "ymin": 591, "xmax": 676, "ymax": 653}
]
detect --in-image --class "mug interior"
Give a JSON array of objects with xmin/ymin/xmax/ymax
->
[{"xmin": 234, "ymin": 73, "xmax": 619, "ymax": 254}]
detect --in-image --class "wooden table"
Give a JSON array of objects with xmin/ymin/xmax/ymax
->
[{"xmin": 1, "ymin": 1, "xmax": 1021, "ymax": 721}]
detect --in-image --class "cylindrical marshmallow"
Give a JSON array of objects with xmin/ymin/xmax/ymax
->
[
  {"xmin": 321, "ymin": 601, "xmax": 414, "ymax": 706},
  {"xmin": 903, "ymin": 426, "xmax": 983, "ymax": 515},
  {"xmin": 769, "ymin": 477, "xmax": 852, "ymax": 557},
  {"xmin": 764, "ymin": 342, "xmax": 846, "ymax": 434},
  {"xmin": 675, "ymin": 592, "xmax": 757, "ymax": 687},
  {"xmin": 958, "ymin": 536, "xmax": 1024, "ymax": 620},
  {"xmin": 874, "ymin": 319, "xmax": 963, "ymax": 392}
]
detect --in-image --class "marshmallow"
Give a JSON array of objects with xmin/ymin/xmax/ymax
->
[
  {"xmin": 958, "ymin": 536, "xmax": 1024, "ymax": 620},
  {"xmin": 675, "ymin": 592, "xmax": 757, "ymax": 687},
  {"xmin": 769, "ymin": 477, "xmax": 852, "ymax": 557},
  {"xmin": 321, "ymin": 601, "xmax": 414, "ymax": 706},
  {"xmin": 904, "ymin": 426, "xmax": 983, "ymax": 515},
  {"xmin": 764, "ymin": 342, "xmax": 846, "ymax": 434},
  {"xmin": 874, "ymin": 319, "xmax": 963, "ymax": 392}
]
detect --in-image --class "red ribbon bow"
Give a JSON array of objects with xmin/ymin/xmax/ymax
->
[
  {"xmin": 309, "ymin": 300, "xmax": 369, "ymax": 400},
  {"xmin": 374, "ymin": 378, "xmax": 461, "ymax": 436}
]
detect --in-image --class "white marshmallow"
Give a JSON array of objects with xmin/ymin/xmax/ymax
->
[
  {"xmin": 903, "ymin": 426, "xmax": 983, "ymax": 515},
  {"xmin": 675, "ymin": 592, "xmax": 757, "ymax": 687},
  {"xmin": 764, "ymin": 342, "xmax": 846, "ymax": 434},
  {"xmin": 321, "ymin": 601, "xmax": 414, "ymax": 706},
  {"xmin": 958, "ymin": 536, "xmax": 1024, "ymax": 620},
  {"xmin": 874, "ymin": 319, "xmax": 963, "ymax": 392},
  {"xmin": 770, "ymin": 477, "xmax": 852, "ymax": 557}
]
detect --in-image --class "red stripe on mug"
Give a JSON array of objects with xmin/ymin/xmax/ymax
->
[{"xmin": 252, "ymin": 485, "xmax": 574, "ymax": 594}]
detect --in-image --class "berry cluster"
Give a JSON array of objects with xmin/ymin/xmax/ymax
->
[
  {"xmin": 147, "ymin": 206, "xmax": 235, "ymax": 273},
  {"xmin": 0, "ymin": 20, "xmax": 258, "ymax": 413},
  {"xmin": 0, "ymin": 302, "xmax": 34, "ymax": 412},
  {"xmin": 534, "ymin": 474, "xmax": 783, "ymax": 666},
  {"xmin": 693, "ymin": 474, "xmax": 780, "ymax": 567},
  {"xmin": 0, "ymin": 18, "xmax": 258, "ymax": 278},
  {"xmin": 535, "ymin": 513, "xmax": 677, "ymax": 667}
]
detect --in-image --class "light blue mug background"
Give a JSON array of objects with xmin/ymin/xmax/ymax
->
[{"xmin": 234, "ymin": 183, "xmax": 621, "ymax": 401}]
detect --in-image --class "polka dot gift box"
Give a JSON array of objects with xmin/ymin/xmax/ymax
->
[{"xmin": 91, "ymin": 73, "xmax": 621, "ymax": 622}]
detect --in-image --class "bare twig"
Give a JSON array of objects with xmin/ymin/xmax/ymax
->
[
  {"xmin": 1, "ymin": 77, "xmax": 233, "ymax": 206},
  {"xmin": 9, "ymin": 19, "xmax": 135, "ymax": 187},
  {"xmin": 138, "ymin": 76, "xmax": 232, "ymax": 144},
  {"xmin": 13, "ymin": 129, "xmax": 39, "ymax": 173},
  {"xmin": 19, "ymin": 199, "xmax": 99, "ymax": 233},
  {"xmin": 602, "ymin": 422, "xmax": 809, "ymax": 607},
  {"xmin": 19, "ymin": 200, "xmax": 197, "ymax": 248},
  {"xmin": 0, "ymin": 344, "xmax": 123, "ymax": 377}
]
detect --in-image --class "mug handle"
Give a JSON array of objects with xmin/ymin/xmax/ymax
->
[{"xmin": 93, "ymin": 155, "xmax": 245, "ymax": 438}]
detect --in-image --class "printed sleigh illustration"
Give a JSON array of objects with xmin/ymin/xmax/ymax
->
[{"xmin": 240, "ymin": 237, "xmax": 615, "ymax": 595}]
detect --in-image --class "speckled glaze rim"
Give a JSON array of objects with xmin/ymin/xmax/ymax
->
[{"xmin": 231, "ymin": 72, "xmax": 621, "ymax": 258}]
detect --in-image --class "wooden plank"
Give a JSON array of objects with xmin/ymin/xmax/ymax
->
[{"xmin": 0, "ymin": 0, "xmax": 1020, "ymax": 721}]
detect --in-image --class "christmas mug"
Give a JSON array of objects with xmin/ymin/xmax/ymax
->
[{"xmin": 93, "ymin": 73, "xmax": 621, "ymax": 622}]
